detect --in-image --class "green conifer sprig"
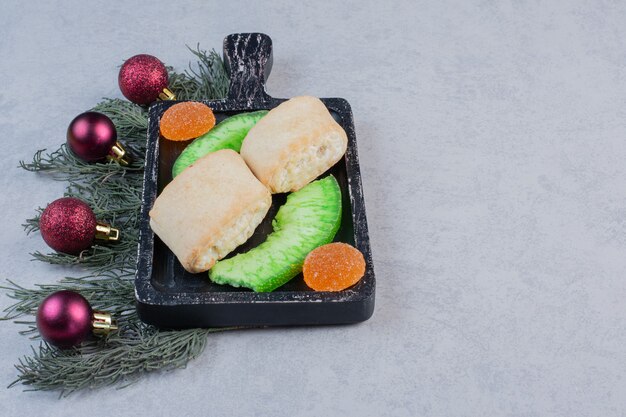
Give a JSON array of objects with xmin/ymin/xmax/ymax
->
[{"xmin": 2, "ymin": 46, "xmax": 232, "ymax": 396}]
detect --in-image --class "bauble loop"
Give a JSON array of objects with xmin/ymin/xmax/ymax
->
[{"xmin": 118, "ymin": 54, "xmax": 169, "ymax": 105}]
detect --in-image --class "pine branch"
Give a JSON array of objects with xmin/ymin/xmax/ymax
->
[
  {"xmin": 22, "ymin": 208, "xmax": 43, "ymax": 234},
  {"xmin": 3, "ymin": 45, "xmax": 232, "ymax": 395},
  {"xmin": 92, "ymin": 99, "xmax": 148, "ymax": 135},
  {"xmin": 169, "ymin": 46, "xmax": 230, "ymax": 101},
  {"xmin": 19, "ymin": 144, "xmax": 144, "ymax": 182},
  {"xmin": 11, "ymin": 327, "xmax": 225, "ymax": 396}
]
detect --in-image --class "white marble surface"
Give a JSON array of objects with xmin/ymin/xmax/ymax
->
[{"xmin": 1, "ymin": 0, "xmax": 625, "ymax": 416}]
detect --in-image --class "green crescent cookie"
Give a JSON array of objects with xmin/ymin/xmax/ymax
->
[
  {"xmin": 209, "ymin": 175, "xmax": 342, "ymax": 292},
  {"xmin": 172, "ymin": 110, "xmax": 268, "ymax": 178}
]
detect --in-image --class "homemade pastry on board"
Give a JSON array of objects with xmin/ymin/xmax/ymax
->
[
  {"xmin": 240, "ymin": 96, "xmax": 348, "ymax": 193},
  {"xmin": 149, "ymin": 149, "xmax": 271, "ymax": 273}
]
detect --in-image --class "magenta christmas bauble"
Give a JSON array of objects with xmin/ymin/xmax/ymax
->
[
  {"xmin": 36, "ymin": 290, "xmax": 93, "ymax": 348},
  {"xmin": 118, "ymin": 54, "xmax": 169, "ymax": 105},
  {"xmin": 39, "ymin": 197, "xmax": 97, "ymax": 254},
  {"xmin": 67, "ymin": 111, "xmax": 117, "ymax": 162}
]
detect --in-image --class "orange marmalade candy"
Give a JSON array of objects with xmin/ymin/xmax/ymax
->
[
  {"xmin": 160, "ymin": 102, "xmax": 216, "ymax": 141},
  {"xmin": 303, "ymin": 242, "xmax": 366, "ymax": 291}
]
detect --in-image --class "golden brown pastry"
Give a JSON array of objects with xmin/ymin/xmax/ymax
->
[
  {"xmin": 149, "ymin": 149, "xmax": 271, "ymax": 273},
  {"xmin": 240, "ymin": 96, "xmax": 348, "ymax": 193}
]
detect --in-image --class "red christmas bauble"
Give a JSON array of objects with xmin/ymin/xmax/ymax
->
[
  {"xmin": 118, "ymin": 54, "xmax": 169, "ymax": 105},
  {"xmin": 39, "ymin": 197, "xmax": 96, "ymax": 254},
  {"xmin": 67, "ymin": 112, "xmax": 117, "ymax": 162},
  {"xmin": 37, "ymin": 290, "xmax": 93, "ymax": 348}
]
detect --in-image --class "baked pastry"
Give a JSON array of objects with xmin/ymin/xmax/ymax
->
[
  {"xmin": 240, "ymin": 96, "xmax": 348, "ymax": 193},
  {"xmin": 149, "ymin": 149, "xmax": 271, "ymax": 273}
]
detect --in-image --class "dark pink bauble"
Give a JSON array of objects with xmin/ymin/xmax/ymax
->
[
  {"xmin": 36, "ymin": 290, "xmax": 93, "ymax": 348},
  {"xmin": 118, "ymin": 54, "xmax": 169, "ymax": 105},
  {"xmin": 39, "ymin": 197, "xmax": 96, "ymax": 254},
  {"xmin": 67, "ymin": 112, "xmax": 117, "ymax": 162}
]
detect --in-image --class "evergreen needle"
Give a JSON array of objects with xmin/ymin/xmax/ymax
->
[{"xmin": 3, "ymin": 47, "xmax": 231, "ymax": 395}]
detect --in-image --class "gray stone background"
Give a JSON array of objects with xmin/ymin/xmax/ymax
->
[{"xmin": 0, "ymin": 0, "xmax": 625, "ymax": 416}]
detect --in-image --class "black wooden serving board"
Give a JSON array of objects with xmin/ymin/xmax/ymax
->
[{"xmin": 135, "ymin": 33, "xmax": 375, "ymax": 328}]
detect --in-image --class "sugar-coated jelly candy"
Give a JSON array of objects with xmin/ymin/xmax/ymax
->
[
  {"xmin": 160, "ymin": 102, "xmax": 216, "ymax": 141},
  {"xmin": 303, "ymin": 242, "xmax": 365, "ymax": 291}
]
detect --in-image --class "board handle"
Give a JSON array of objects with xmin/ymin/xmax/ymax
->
[{"xmin": 223, "ymin": 33, "xmax": 273, "ymax": 104}]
